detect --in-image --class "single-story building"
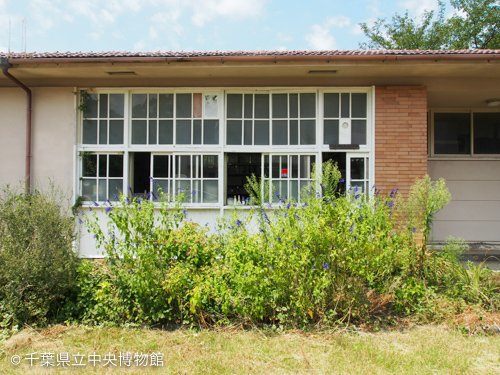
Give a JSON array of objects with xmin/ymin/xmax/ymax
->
[{"xmin": 0, "ymin": 50, "xmax": 499, "ymax": 257}]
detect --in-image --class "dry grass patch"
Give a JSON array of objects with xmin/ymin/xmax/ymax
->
[{"xmin": 1, "ymin": 325, "xmax": 499, "ymax": 374}]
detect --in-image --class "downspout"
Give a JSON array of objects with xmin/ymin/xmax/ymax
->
[{"xmin": 0, "ymin": 57, "xmax": 32, "ymax": 192}]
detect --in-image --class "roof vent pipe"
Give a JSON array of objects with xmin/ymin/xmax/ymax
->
[{"xmin": 1, "ymin": 57, "xmax": 32, "ymax": 192}]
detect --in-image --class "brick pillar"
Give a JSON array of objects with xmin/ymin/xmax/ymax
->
[{"xmin": 375, "ymin": 86, "xmax": 428, "ymax": 197}]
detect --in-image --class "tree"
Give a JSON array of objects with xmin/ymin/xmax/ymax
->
[{"xmin": 359, "ymin": 0, "xmax": 500, "ymax": 50}]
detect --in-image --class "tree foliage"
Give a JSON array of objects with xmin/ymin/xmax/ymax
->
[{"xmin": 359, "ymin": 0, "xmax": 500, "ymax": 50}]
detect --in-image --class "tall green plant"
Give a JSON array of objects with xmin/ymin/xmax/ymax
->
[{"xmin": 0, "ymin": 183, "xmax": 78, "ymax": 327}]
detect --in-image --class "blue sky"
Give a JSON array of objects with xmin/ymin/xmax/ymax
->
[{"xmin": 0, "ymin": 0, "xmax": 447, "ymax": 53}]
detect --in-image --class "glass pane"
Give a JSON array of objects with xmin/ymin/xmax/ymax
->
[
  {"xmin": 272, "ymin": 156, "xmax": 280, "ymax": 179},
  {"xmin": 300, "ymin": 120, "xmax": 316, "ymax": 145},
  {"xmin": 83, "ymin": 94, "xmax": 98, "ymax": 118},
  {"xmin": 263, "ymin": 155, "xmax": 269, "ymax": 177},
  {"xmin": 300, "ymin": 155, "xmax": 315, "ymax": 178},
  {"xmin": 300, "ymin": 93, "xmax": 315, "ymax": 118},
  {"xmin": 204, "ymin": 94, "xmax": 219, "ymax": 118},
  {"xmin": 149, "ymin": 120, "xmax": 157, "ymax": 144},
  {"xmin": 176, "ymin": 93, "xmax": 192, "ymax": 118},
  {"xmin": 109, "ymin": 155, "xmax": 123, "ymax": 177},
  {"xmin": 203, "ymin": 180, "xmax": 218, "ymax": 203},
  {"xmin": 153, "ymin": 155, "xmax": 170, "ymax": 178},
  {"xmin": 82, "ymin": 120, "xmax": 97, "ymax": 144},
  {"xmin": 272, "ymin": 120, "xmax": 288, "ymax": 145},
  {"xmin": 289, "ymin": 94, "xmax": 298, "ymax": 118},
  {"xmin": 291, "ymin": 155, "xmax": 298, "ymax": 178},
  {"xmin": 281, "ymin": 180, "xmax": 288, "ymax": 200},
  {"xmin": 98, "ymin": 155, "xmax": 107, "ymax": 178},
  {"xmin": 203, "ymin": 120, "xmax": 219, "ymax": 144},
  {"xmin": 99, "ymin": 94, "xmax": 108, "ymax": 118},
  {"xmin": 159, "ymin": 120, "xmax": 173, "ymax": 144},
  {"xmin": 109, "ymin": 120, "xmax": 124, "ymax": 144},
  {"xmin": 255, "ymin": 94, "xmax": 269, "ymax": 119},
  {"xmin": 324, "ymin": 93, "xmax": 339, "ymax": 118},
  {"xmin": 254, "ymin": 120, "xmax": 269, "ymax": 145},
  {"xmin": 193, "ymin": 119, "xmax": 202, "ymax": 144},
  {"xmin": 132, "ymin": 120, "xmax": 147, "ymax": 144},
  {"xmin": 81, "ymin": 179, "xmax": 96, "ymax": 201},
  {"xmin": 98, "ymin": 179, "xmax": 106, "ymax": 201},
  {"xmin": 272, "ymin": 94, "xmax": 287, "ymax": 118},
  {"xmin": 176, "ymin": 180, "xmax": 191, "ymax": 197},
  {"xmin": 290, "ymin": 120, "xmax": 298, "ymax": 145},
  {"xmin": 192, "ymin": 180, "xmax": 202, "ymax": 202},
  {"xmin": 244, "ymin": 94, "xmax": 253, "ymax": 119},
  {"xmin": 352, "ymin": 120, "xmax": 367, "ymax": 145},
  {"xmin": 82, "ymin": 154, "xmax": 97, "ymax": 177},
  {"xmin": 366, "ymin": 157, "xmax": 369, "ymax": 179},
  {"xmin": 272, "ymin": 180, "xmax": 280, "ymax": 202},
  {"xmin": 290, "ymin": 180, "xmax": 299, "ymax": 201},
  {"xmin": 153, "ymin": 179, "xmax": 170, "ymax": 199},
  {"xmin": 300, "ymin": 180, "xmax": 311, "ymax": 200},
  {"xmin": 227, "ymin": 94, "xmax": 243, "ymax": 118},
  {"xmin": 176, "ymin": 120, "xmax": 192, "ymax": 144},
  {"xmin": 132, "ymin": 94, "xmax": 147, "ymax": 118},
  {"xmin": 193, "ymin": 93, "xmax": 202, "ymax": 118},
  {"xmin": 341, "ymin": 93, "xmax": 350, "ymax": 118},
  {"xmin": 227, "ymin": 120, "xmax": 242, "ymax": 145},
  {"xmin": 434, "ymin": 113, "xmax": 470, "ymax": 154},
  {"xmin": 203, "ymin": 155, "xmax": 218, "ymax": 178},
  {"xmin": 178, "ymin": 155, "xmax": 191, "ymax": 178},
  {"xmin": 352, "ymin": 93, "xmax": 367, "ymax": 118},
  {"xmin": 474, "ymin": 113, "xmax": 500, "ymax": 154},
  {"xmin": 193, "ymin": 155, "xmax": 201, "ymax": 179},
  {"xmin": 324, "ymin": 120, "xmax": 339, "ymax": 144},
  {"xmin": 244, "ymin": 120, "xmax": 252, "ymax": 145},
  {"xmin": 351, "ymin": 158, "xmax": 364, "ymax": 180},
  {"xmin": 149, "ymin": 94, "xmax": 158, "ymax": 118},
  {"xmin": 98, "ymin": 120, "xmax": 107, "ymax": 144},
  {"xmin": 159, "ymin": 94, "xmax": 174, "ymax": 118},
  {"xmin": 108, "ymin": 179, "xmax": 123, "ymax": 200},
  {"xmin": 109, "ymin": 94, "xmax": 124, "ymax": 118},
  {"xmin": 351, "ymin": 181, "xmax": 364, "ymax": 194},
  {"xmin": 280, "ymin": 155, "xmax": 288, "ymax": 179}
]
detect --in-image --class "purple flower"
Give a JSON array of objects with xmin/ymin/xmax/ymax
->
[
  {"xmin": 341, "ymin": 178, "xmax": 345, "ymax": 183},
  {"xmin": 105, "ymin": 207, "xmax": 112, "ymax": 213},
  {"xmin": 312, "ymin": 266, "xmax": 316, "ymax": 270},
  {"xmin": 323, "ymin": 263, "xmax": 329, "ymax": 269},
  {"xmin": 244, "ymin": 273, "xmax": 248, "ymax": 277},
  {"xmin": 412, "ymin": 228, "xmax": 417, "ymax": 232},
  {"xmin": 354, "ymin": 187, "xmax": 359, "ymax": 193},
  {"xmin": 192, "ymin": 191, "xmax": 197, "ymax": 195},
  {"xmin": 355, "ymin": 194, "xmax": 361, "ymax": 199},
  {"xmin": 92, "ymin": 201, "xmax": 99, "ymax": 207},
  {"xmin": 183, "ymin": 209, "xmax": 186, "ymax": 214},
  {"xmin": 349, "ymin": 227, "xmax": 353, "ymax": 232}
]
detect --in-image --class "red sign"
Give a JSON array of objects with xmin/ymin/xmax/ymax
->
[{"xmin": 281, "ymin": 169, "xmax": 288, "ymax": 177}]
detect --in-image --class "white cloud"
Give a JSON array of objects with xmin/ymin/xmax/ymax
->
[
  {"xmin": 350, "ymin": 24, "xmax": 364, "ymax": 36},
  {"xmin": 327, "ymin": 15, "xmax": 350, "ymax": 28},
  {"xmin": 277, "ymin": 46, "xmax": 288, "ymax": 51},
  {"xmin": 398, "ymin": 0, "xmax": 439, "ymax": 17},
  {"xmin": 305, "ymin": 25, "xmax": 335, "ymax": 50},
  {"xmin": 189, "ymin": 0, "xmax": 266, "ymax": 27},
  {"xmin": 277, "ymin": 32, "xmax": 292, "ymax": 43},
  {"xmin": 133, "ymin": 40, "xmax": 145, "ymax": 51},
  {"xmin": 305, "ymin": 14, "xmax": 351, "ymax": 50}
]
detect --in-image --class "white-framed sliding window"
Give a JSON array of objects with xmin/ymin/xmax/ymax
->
[{"xmin": 76, "ymin": 87, "xmax": 375, "ymax": 206}]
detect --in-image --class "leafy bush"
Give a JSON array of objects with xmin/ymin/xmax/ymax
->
[
  {"xmin": 80, "ymin": 170, "xmax": 500, "ymax": 328},
  {"xmin": 0, "ymin": 184, "xmax": 78, "ymax": 328}
]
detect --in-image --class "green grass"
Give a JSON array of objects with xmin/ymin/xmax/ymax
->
[{"xmin": 1, "ymin": 325, "xmax": 499, "ymax": 374}]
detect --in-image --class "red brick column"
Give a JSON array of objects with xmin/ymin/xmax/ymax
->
[{"xmin": 374, "ymin": 86, "xmax": 428, "ymax": 197}]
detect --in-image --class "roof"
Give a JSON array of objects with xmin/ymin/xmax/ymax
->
[{"xmin": 1, "ymin": 49, "xmax": 499, "ymax": 62}]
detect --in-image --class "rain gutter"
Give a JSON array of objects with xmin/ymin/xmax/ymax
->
[{"xmin": 0, "ymin": 57, "xmax": 32, "ymax": 192}]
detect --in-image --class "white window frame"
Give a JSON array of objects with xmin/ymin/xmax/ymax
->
[{"xmin": 75, "ymin": 87, "xmax": 375, "ymax": 207}]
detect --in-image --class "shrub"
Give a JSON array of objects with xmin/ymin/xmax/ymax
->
[{"xmin": 0, "ymin": 183, "xmax": 78, "ymax": 328}]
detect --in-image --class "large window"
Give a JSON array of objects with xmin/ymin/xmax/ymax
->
[
  {"xmin": 432, "ymin": 111, "xmax": 500, "ymax": 155},
  {"xmin": 78, "ymin": 89, "xmax": 373, "ymax": 206}
]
